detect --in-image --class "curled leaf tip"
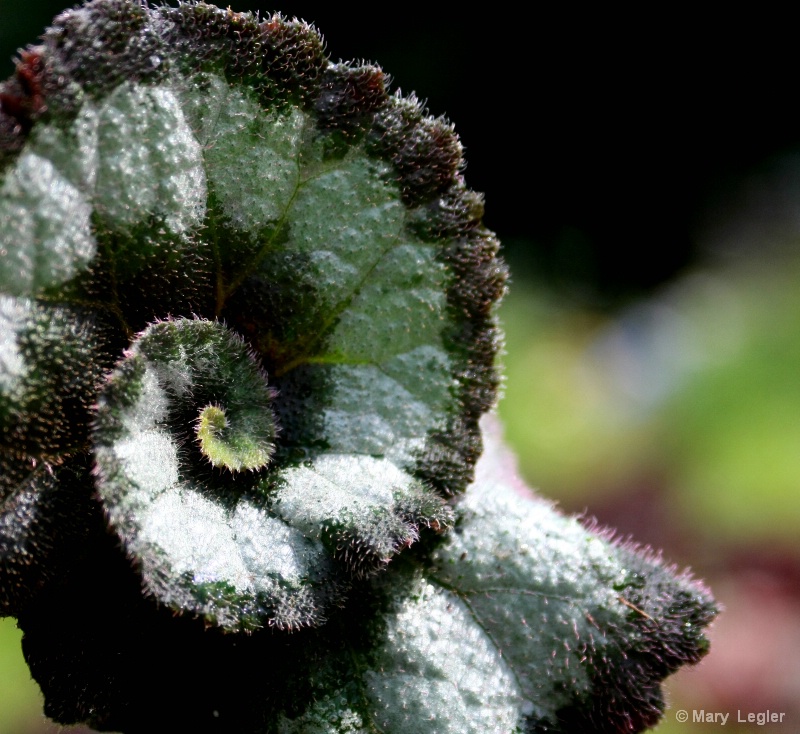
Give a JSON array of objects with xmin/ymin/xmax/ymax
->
[{"xmin": 196, "ymin": 402, "xmax": 276, "ymax": 472}]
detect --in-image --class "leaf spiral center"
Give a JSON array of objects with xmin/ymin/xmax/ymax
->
[{"xmin": 196, "ymin": 403, "xmax": 274, "ymax": 472}]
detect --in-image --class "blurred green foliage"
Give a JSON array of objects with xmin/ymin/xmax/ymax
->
[
  {"xmin": 0, "ymin": 618, "xmax": 50, "ymax": 734},
  {"xmin": 500, "ymin": 254, "xmax": 800, "ymax": 548}
]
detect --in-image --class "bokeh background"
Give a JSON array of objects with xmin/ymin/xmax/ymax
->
[{"xmin": 2, "ymin": 2, "xmax": 800, "ymax": 732}]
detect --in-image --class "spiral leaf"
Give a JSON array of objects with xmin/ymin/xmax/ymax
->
[
  {"xmin": 0, "ymin": 0, "xmax": 501, "ymax": 631},
  {"xmin": 94, "ymin": 318, "xmax": 332, "ymax": 630},
  {"xmin": 1, "ymin": 2, "xmax": 716, "ymax": 731}
]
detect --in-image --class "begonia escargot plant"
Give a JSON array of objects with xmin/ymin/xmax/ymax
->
[{"xmin": 0, "ymin": 2, "xmax": 717, "ymax": 732}]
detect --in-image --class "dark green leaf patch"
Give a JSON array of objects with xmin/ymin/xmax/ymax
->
[
  {"xmin": 0, "ymin": 296, "xmax": 105, "ymax": 457},
  {"xmin": 1, "ymin": 455, "xmax": 99, "ymax": 617}
]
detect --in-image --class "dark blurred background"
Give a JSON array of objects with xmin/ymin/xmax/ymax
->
[{"xmin": 2, "ymin": 2, "xmax": 800, "ymax": 733}]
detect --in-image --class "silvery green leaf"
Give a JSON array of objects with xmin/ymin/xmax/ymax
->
[{"xmin": 274, "ymin": 420, "xmax": 717, "ymax": 734}]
